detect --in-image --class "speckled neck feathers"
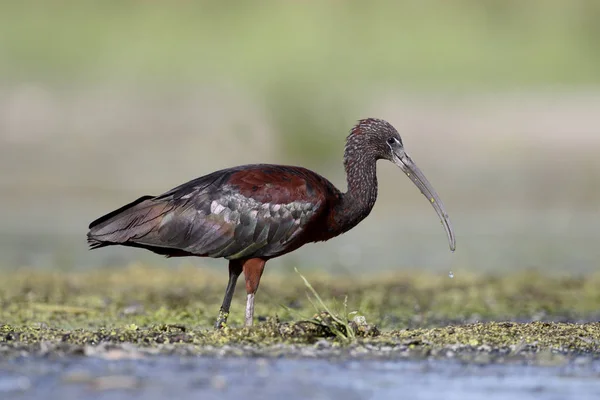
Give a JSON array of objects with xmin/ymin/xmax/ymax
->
[{"xmin": 331, "ymin": 126, "xmax": 379, "ymax": 234}]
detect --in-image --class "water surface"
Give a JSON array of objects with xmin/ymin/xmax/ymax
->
[{"xmin": 2, "ymin": 356, "xmax": 599, "ymax": 400}]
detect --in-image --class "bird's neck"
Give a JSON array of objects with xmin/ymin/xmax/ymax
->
[{"xmin": 332, "ymin": 154, "xmax": 378, "ymax": 234}]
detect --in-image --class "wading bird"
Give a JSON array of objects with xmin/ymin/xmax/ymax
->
[{"xmin": 87, "ymin": 118, "xmax": 455, "ymax": 328}]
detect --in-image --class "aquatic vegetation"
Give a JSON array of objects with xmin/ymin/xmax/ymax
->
[{"xmin": 1, "ymin": 264, "xmax": 600, "ymax": 360}]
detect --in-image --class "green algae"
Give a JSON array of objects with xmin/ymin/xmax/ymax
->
[
  {"xmin": 1, "ymin": 320, "xmax": 599, "ymax": 362},
  {"xmin": 1, "ymin": 265, "xmax": 600, "ymax": 358}
]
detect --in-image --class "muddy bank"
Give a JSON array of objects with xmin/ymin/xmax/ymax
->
[
  {"xmin": 1, "ymin": 265, "xmax": 599, "ymax": 362},
  {"xmin": 1, "ymin": 320, "xmax": 600, "ymax": 365}
]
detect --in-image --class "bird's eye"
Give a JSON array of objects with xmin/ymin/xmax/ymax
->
[{"xmin": 386, "ymin": 137, "xmax": 396, "ymax": 145}]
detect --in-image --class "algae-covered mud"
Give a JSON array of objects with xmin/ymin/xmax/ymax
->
[{"xmin": 1, "ymin": 265, "xmax": 600, "ymax": 362}]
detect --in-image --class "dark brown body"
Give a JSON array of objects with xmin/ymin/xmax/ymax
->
[
  {"xmin": 88, "ymin": 164, "xmax": 349, "ymax": 260},
  {"xmin": 87, "ymin": 118, "xmax": 455, "ymax": 328},
  {"xmin": 87, "ymin": 164, "xmax": 366, "ymax": 328}
]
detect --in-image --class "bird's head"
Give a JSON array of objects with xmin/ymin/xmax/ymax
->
[{"xmin": 346, "ymin": 118, "xmax": 456, "ymax": 252}]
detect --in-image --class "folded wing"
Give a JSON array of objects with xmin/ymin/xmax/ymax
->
[{"xmin": 87, "ymin": 165, "xmax": 329, "ymax": 259}]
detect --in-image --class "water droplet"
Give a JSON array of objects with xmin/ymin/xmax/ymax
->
[{"xmin": 448, "ymin": 271, "xmax": 454, "ymax": 279}]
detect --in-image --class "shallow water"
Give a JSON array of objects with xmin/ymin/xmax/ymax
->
[{"xmin": 1, "ymin": 356, "xmax": 600, "ymax": 400}]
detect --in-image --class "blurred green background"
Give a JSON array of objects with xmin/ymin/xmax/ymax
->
[{"xmin": 0, "ymin": 0, "xmax": 599, "ymax": 273}]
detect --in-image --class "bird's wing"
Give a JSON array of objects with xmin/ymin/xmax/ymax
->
[{"xmin": 87, "ymin": 165, "xmax": 330, "ymax": 259}]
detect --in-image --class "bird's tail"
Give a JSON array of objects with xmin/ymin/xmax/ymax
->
[
  {"xmin": 87, "ymin": 236, "xmax": 107, "ymax": 250},
  {"xmin": 87, "ymin": 195, "xmax": 156, "ymax": 249}
]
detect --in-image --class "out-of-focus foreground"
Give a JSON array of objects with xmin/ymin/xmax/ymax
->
[{"xmin": 1, "ymin": 1, "xmax": 599, "ymax": 273}]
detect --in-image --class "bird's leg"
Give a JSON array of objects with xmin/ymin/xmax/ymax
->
[
  {"xmin": 215, "ymin": 260, "xmax": 243, "ymax": 329},
  {"xmin": 242, "ymin": 258, "xmax": 266, "ymax": 327}
]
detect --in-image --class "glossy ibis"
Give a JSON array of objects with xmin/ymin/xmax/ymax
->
[{"xmin": 87, "ymin": 118, "xmax": 455, "ymax": 328}]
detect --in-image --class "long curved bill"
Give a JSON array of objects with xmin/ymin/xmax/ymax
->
[{"xmin": 393, "ymin": 151, "xmax": 456, "ymax": 252}]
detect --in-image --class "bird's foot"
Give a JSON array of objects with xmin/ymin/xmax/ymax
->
[{"xmin": 215, "ymin": 310, "xmax": 229, "ymax": 329}]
